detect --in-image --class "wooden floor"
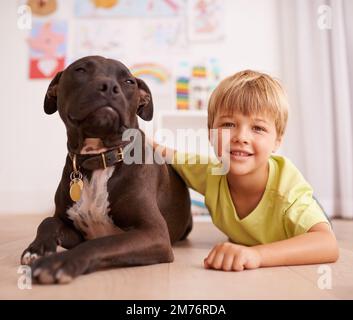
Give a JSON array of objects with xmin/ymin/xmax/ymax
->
[{"xmin": 0, "ymin": 214, "xmax": 352, "ymax": 300}]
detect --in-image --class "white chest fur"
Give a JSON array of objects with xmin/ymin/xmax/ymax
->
[{"xmin": 67, "ymin": 167, "xmax": 123, "ymax": 240}]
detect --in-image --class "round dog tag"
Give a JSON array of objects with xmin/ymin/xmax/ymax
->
[
  {"xmin": 70, "ymin": 178, "xmax": 83, "ymax": 189},
  {"xmin": 70, "ymin": 180, "xmax": 83, "ymax": 202}
]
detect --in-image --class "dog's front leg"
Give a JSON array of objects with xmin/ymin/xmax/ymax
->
[
  {"xmin": 21, "ymin": 216, "xmax": 83, "ymax": 265},
  {"xmin": 31, "ymin": 216, "xmax": 173, "ymax": 284}
]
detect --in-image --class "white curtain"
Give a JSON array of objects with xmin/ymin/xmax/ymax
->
[{"xmin": 278, "ymin": 0, "xmax": 353, "ymax": 218}]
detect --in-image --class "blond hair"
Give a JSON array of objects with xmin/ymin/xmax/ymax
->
[{"xmin": 208, "ymin": 70, "xmax": 289, "ymax": 137}]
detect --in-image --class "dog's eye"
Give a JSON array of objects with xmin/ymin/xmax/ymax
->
[
  {"xmin": 75, "ymin": 67, "xmax": 86, "ymax": 73},
  {"xmin": 125, "ymin": 79, "xmax": 135, "ymax": 85}
]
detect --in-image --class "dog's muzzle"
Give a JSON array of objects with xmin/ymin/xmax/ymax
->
[{"xmin": 80, "ymin": 106, "xmax": 120, "ymax": 138}]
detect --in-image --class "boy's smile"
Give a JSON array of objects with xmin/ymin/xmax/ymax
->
[{"xmin": 229, "ymin": 149, "xmax": 254, "ymax": 160}]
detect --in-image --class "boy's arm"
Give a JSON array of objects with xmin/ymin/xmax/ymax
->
[
  {"xmin": 146, "ymin": 137, "xmax": 176, "ymax": 163},
  {"xmin": 204, "ymin": 223, "xmax": 339, "ymax": 271},
  {"xmin": 254, "ymin": 222, "xmax": 339, "ymax": 267},
  {"xmin": 147, "ymin": 137, "xmax": 210, "ymax": 195}
]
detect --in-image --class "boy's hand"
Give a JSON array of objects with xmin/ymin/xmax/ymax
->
[{"xmin": 204, "ymin": 242, "xmax": 261, "ymax": 271}]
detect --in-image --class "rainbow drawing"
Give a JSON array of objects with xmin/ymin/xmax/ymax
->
[{"xmin": 130, "ymin": 63, "xmax": 170, "ymax": 84}]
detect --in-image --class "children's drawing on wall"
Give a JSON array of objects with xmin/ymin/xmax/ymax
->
[
  {"xmin": 130, "ymin": 62, "xmax": 174, "ymax": 111},
  {"xmin": 140, "ymin": 18, "xmax": 187, "ymax": 53},
  {"xmin": 73, "ymin": 20, "xmax": 133, "ymax": 62},
  {"xmin": 187, "ymin": 0, "xmax": 225, "ymax": 42},
  {"xmin": 176, "ymin": 58, "xmax": 221, "ymax": 110},
  {"xmin": 75, "ymin": 0, "xmax": 185, "ymax": 18},
  {"xmin": 130, "ymin": 63, "xmax": 170, "ymax": 84},
  {"xmin": 28, "ymin": 21, "xmax": 67, "ymax": 79},
  {"xmin": 26, "ymin": 0, "xmax": 57, "ymax": 16}
]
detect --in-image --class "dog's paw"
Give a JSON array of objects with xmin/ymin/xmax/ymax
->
[
  {"xmin": 21, "ymin": 239, "xmax": 57, "ymax": 265},
  {"xmin": 21, "ymin": 251, "xmax": 40, "ymax": 265},
  {"xmin": 31, "ymin": 251, "xmax": 90, "ymax": 284}
]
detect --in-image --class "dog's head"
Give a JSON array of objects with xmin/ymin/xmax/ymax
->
[{"xmin": 44, "ymin": 56, "xmax": 153, "ymax": 154}]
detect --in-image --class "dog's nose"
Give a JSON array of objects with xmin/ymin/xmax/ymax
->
[{"xmin": 97, "ymin": 79, "xmax": 119, "ymax": 96}]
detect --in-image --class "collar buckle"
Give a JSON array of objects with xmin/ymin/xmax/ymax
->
[
  {"xmin": 101, "ymin": 153, "xmax": 107, "ymax": 169},
  {"xmin": 116, "ymin": 147, "xmax": 124, "ymax": 162}
]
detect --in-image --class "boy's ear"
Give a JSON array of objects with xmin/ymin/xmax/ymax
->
[
  {"xmin": 136, "ymin": 78, "xmax": 153, "ymax": 121},
  {"xmin": 44, "ymin": 71, "xmax": 62, "ymax": 115}
]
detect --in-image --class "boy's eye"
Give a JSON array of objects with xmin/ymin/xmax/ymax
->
[
  {"xmin": 221, "ymin": 123, "xmax": 235, "ymax": 128},
  {"xmin": 253, "ymin": 126, "xmax": 266, "ymax": 132}
]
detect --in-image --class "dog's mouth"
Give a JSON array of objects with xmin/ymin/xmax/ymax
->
[
  {"xmin": 83, "ymin": 106, "xmax": 118, "ymax": 135},
  {"xmin": 68, "ymin": 105, "xmax": 128, "ymax": 154},
  {"xmin": 69, "ymin": 105, "xmax": 118, "ymax": 123},
  {"xmin": 68, "ymin": 106, "xmax": 127, "ymax": 154}
]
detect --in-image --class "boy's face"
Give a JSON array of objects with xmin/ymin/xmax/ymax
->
[{"xmin": 210, "ymin": 112, "xmax": 281, "ymax": 176}]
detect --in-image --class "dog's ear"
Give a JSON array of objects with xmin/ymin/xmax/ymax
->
[
  {"xmin": 44, "ymin": 71, "xmax": 62, "ymax": 114},
  {"xmin": 136, "ymin": 78, "xmax": 153, "ymax": 121}
]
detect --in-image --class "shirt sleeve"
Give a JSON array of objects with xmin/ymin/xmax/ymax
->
[
  {"xmin": 284, "ymin": 192, "xmax": 330, "ymax": 237},
  {"xmin": 171, "ymin": 152, "xmax": 211, "ymax": 195}
]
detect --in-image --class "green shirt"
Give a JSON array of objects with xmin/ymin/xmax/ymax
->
[{"xmin": 172, "ymin": 153, "xmax": 329, "ymax": 246}]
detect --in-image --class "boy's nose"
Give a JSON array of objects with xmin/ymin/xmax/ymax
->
[{"xmin": 231, "ymin": 127, "xmax": 250, "ymax": 144}]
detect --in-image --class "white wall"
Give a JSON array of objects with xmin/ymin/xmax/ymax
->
[{"xmin": 0, "ymin": 0, "xmax": 281, "ymax": 214}]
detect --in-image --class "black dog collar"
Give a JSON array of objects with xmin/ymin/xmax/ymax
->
[{"xmin": 69, "ymin": 146, "xmax": 126, "ymax": 171}]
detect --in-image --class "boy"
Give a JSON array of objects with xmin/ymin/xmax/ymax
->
[{"xmin": 154, "ymin": 70, "xmax": 338, "ymax": 271}]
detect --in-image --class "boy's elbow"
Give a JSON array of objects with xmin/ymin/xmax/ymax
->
[
  {"xmin": 330, "ymin": 241, "xmax": 339, "ymax": 263},
  {"xmin": 326, "ymin": 233, "xmax": 339, "ymax": 263}
]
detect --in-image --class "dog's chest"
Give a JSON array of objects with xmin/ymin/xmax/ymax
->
[{"xmin": 67, "ymin": 167, "xmax": 123, "ymax": 240}]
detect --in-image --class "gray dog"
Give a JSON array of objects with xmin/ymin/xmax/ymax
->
[{"xmin": 21, "ymin": 56, "xmax": 192, "ymax": 284}]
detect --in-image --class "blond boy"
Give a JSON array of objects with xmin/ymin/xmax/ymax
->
[{"xmin": 154, "ymin": 70, "xmax": 338, "ymax": 271}]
